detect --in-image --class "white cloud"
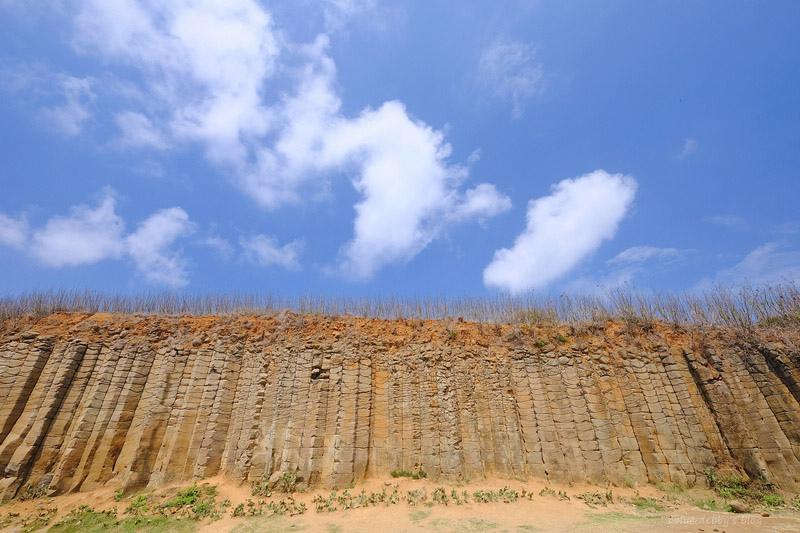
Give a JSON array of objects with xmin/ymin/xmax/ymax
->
[
  {"xmin": 71, "ymin": 0, "xmax": 278, "ymax": 167},
  {"xmin": 467, "ymin": 148, "xmax": 482, "ymax": 165},
  {"xmin": 709, "ymin": 242, "xmax": 800, "ymax": 286},
  {"xmin": 30, "ymin": 190, "xmax": 126, "ymax": 266},
  {"xmin": 242, "ymin": 38, "xmax": 511, "ymax": 279},
  {"xmin": 319, "ymin": 0, "xmax": 378, "ymax": 31},
  {"xmin": 477, "ymin": 40, "xmax": 545, "ymax": 118},
  {"xmin": 203, "ymin": 235, "xmax": 234, "ymax": 260},
  {"xmin": 677, "ymin": 137, "xmax": 698, "ymax": 159},
  {"xmin": 0, "ymin": 214, "xmax": 28, "ymax": 248},
  {"xmin": 6, "ymin": 189, "xmax": 195, "ymax": 286},
  {"xmin": 13, "ymin": 1, "xmax": 511, "ymax": 280},
  {"xmin": 325, "ymin": 101, "xmax": 511, "ymax": 279},
  {"xmin": 707, "ymin": 214, "xmax": 745, "ymax": 229},
  {"xmin": 484, "ymin": 170, "xmax": 637, "ymax": 293},
  {"xmin": 39, "ymin": 75, "xmax": 95, "ymax": 136},
  {"xmin": 608, "ymin": 246, "xmax": 686, "ymax": 265},
  {"xmin": 126, "ymin": 207, "xmax": 195, "ymax": 285},
  {"xmin": 450, "ymin": 183, "xmax": 512, "ymax": 223},
  {"xmin": 0, "ymin": 62, "xmax": 95, "ymax": 136},
  {"xmin": 241, "ymin": 234, "xmax": 303, "ymax": 271},
  {"xmin": 114, "ymin": 111, "xmax": 168, "ymax": 149}
]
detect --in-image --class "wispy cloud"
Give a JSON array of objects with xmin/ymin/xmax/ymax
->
[
  {"xmin": 319, "ymin": 0, "xmax": 379, "ymax": 32},
  {"xmin": 2, "ymin": 189, "xmax": 194, "ymax": 286},
  {"xmin": 477, "ymin": 40, "xmax": 545, "ymax": 118},
  {"xmin": 705, "ymin": 242, "xmax": 800, "ymax": 287},
  {"xmin": 0, "ymin": 61, "xmax": 95, "ymax": 136},
  {"xmin": 38, "ymin": 75, "xmax": 95, "ymax": 136},
  {"xmin": 608, "ymin": 246, "xmax": 689, "ymax": 265},
  {"xmin": 677, "ymin": 137, "xmax": 698, "ymax": 159},
  {"xmin": 0, "ymin": 213, "xmax": 28, "ymax": 249},
  {"xmin": 241, "ymin": 234, "xmax": 303, "ymax": 271},
  {"xmin": 467, "ymin": 148, "xmax": 482, "ymax": 165},
  {"xmin": 10, "ymin": 0, "xmax": 513, "ymax": 280},
  {"xmin": 484, "ymin": 170, "xmax": 637, "ymax": 293},
  {"xmin": 114, "ymin": 111, "xmax": 168, "ymax": 150},
  {"xmin": 203, "ymin": 235, "xmax": 234, "ymax": 260},
  {"xmin": 706, "ymin": 214, "xmax": 746, "ymax": 229}
]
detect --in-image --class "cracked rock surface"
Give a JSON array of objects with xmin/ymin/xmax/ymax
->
[{"xmin": 0, "ymin": 312, "xmax": 798, "ymax": 500}]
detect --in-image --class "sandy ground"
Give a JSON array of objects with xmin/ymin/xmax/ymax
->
[{"xmin": 2, "ymin": 476, "xmax": 799, "ymax": 533}]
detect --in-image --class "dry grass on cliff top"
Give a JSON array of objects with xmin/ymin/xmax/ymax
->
[{"xmin": 1, "ymin": 282, "xmax": 799, "ymax": 333}]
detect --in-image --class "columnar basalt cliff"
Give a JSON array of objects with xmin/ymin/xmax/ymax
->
[{"xmin": 0, "ymin": 312, "xmax": 799, "ymax": 500}]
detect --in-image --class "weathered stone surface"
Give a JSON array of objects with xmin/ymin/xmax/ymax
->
[{"xmin": 0, "ymin": 312, "xmax": 799, "ymax": 500}]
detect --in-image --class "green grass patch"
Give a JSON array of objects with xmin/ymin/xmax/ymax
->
[
  {"xmin": 705, "ymin": 470, "xmax": 784, "ymax": 507},
  {"xmin": 629, "ymin": 496, "xmax": 666, "ymax": 512},
  {"xmin": 408, "ymin": 510, "xmax": 431, "ymax": 522},
  {"xmin": 49, "ymin": 506, "xmax": 195, "ymax": 533}
]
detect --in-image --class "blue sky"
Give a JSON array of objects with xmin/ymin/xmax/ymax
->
[{"xmin": 1, "ymin": 0, "xmax": 798, "ymax": 297}]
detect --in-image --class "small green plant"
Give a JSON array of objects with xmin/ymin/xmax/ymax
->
[
  {"xmin": 156, "ymin": 484, "xmax": 221, "ymax": 521},
  {"xmin": 249, "ymin": 475, "xmax": 273, "ymax": 497},
  {"xmin": 535, "ymin": 339, "xmax": 546, "ymax": 347},
  {"xmin": 473, "ymin": 489, "xmax": 499, "ymax": 503},
  {"xmin": 391, "ymin": 467, "xmax": 427, "ymax": 479},
  {"xmin": 539, "ymin": 487, "xmax": 557, "ymax": 497},
  {"xmin": 114, "ymin": 487, "xmax": 124, "ymax": 501},
  {"xmin": 125, "ymin": 494, "xmax": 150, "ymax": 516},
  {"xmin": 761, "ymin": 492, "xmax": 784, "ymax": 507},
  {"xmin": 313, "ymin": 491, "xmax": 339, "ymax": 512},
  {"xmin": 576, "ymin": 491, "xmax": 607, "ymax": 508},
  {"xmin": 499, "ymin": 486, "xmax": 518, "ymax": 503},
  {"xmin": 791, "ymin": 495, "xmax": 800, "ymax": 511},
  {"xmin": 694, "ymin": 497, "xmax": 723, "ymax": 511},
  {"xmin": 432, "ymin": 487, "xmax": 448, "ymax": 505},
  {"xmin": 163, "ymin": 485, "xmax": 201, "ymax": 507},
  {"xmin": 630, "ymin": 495, "xmax": 665, "ymax": 511},
  {"xmin": 16, "ymin": 483, "xmax": 46, "ymax": 501},
  {"xmin": 705, "ymin": 469, "xmax": 783, "ymax": 507},
  {"xmin": 50, "ymin": 506, "xmax": 118, "ymax": 532},
  {"xmin": 278, "ymin": 470, "xmax": 300, "ymax": 493}
]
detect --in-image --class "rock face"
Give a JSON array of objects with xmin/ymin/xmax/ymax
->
[{"xmin": 0, "ymin": 312, "xmax": 799, "ymax": 500}]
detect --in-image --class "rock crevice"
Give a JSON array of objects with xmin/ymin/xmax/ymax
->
[{"xmin": 0, "ymin": 313, "xmax": 798, "ymax": 500}]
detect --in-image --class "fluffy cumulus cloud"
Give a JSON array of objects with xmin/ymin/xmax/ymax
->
[
  {"xmin": 30, "ymin": 191, "xmax": 126, "ymax": 266},
  {"xmin": 241, "ymin": 234, "xmax": 303, "ymax": 271},
  {"xmin": 3, "ymin": 0, "xmax": 512, "ymax": 282},
  {"xmin": 58, "ymin": 1, "xmax": 511, "ymax": 279},
  {"xmin": 477, "ymin": 40, "xmax": 545, "ymax": 118},
  {"xmin": 126, "ymin": 207, "xmax": 195, "ymax": 285},
  {"xmin": 324, "ymin": 101, "xmax": 511, "ymax": 279},
  {"xmin": 484, "ymin": 170, "xmax": 637, "ymax": 293},
  {"xmin": 1, "ymin": 189, "xmax": 195, "ymax": 286}
]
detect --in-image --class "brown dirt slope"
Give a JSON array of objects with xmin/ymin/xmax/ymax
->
[{"xmin": 0, "ymin": 311, "xmax": 798, "ymax": 500}]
